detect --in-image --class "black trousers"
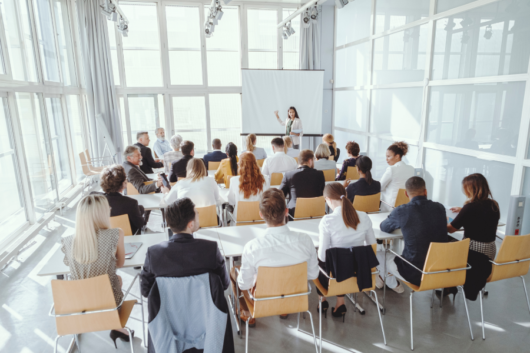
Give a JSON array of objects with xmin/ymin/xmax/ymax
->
[
  {"xmin": 316, "ymin": 260, "xmax": 344, "ymax": 297},
  {"xmin": 293, "ymin": 144, "xmax": 299, "ymax": 149}
]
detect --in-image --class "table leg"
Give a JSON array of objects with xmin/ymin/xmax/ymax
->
[
  {"xmin": 161, "ymin": 208, "xmax": 166, "ymax": 228},
  {"xmin": 345, "ymin": 293, "xmax": 365, "ymax": 314},
  {"xmin": 138, "ymin": 277, "xmax": 147, "ymax": 347}
]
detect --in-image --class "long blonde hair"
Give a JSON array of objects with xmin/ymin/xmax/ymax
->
[
  {"xmin": 186, "ymin": 158, "xmax": 207, "ymax": 182},
  {"xmin": 73, "ymin": 195, "xmax": 111, "ymax": 264},
  {"xmin": 246, "ymin": 134, "xmax": 257, "ymax": 152},
  {"xmin": 283, "ymin": 136, "xmax": 293, "ymax": 153}
]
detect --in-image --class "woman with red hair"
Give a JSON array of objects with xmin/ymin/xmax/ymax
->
[{"xmin": 227, "ymin": 152, "xmax": 270, "ymax": 218}]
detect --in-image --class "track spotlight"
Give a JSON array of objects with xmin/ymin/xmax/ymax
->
[
  {"xmin": 336, "ymin": 0, "xmax": 349, "ymax": 9},
  {"xmin": 311, "ymin": 6, "xmax": 318, "ymax": 23},
  {"xmin": 216, "ymin": 7, "xmax": 224, "ymax": 20},
  {"xmin": 302, "ymin": 10, "xmax": 311, "ymax": 28},
  {"xmin": 460, "ymin": 16, "xmax": 473, "ymax": 27},
  {"xmin": 444, "ymin": 18, "xmax": 456, "ymax": 31},
  {"xmin": 117, "ymin": 17, "xmax": 128, "ymax": 37},
  {"xmin": 282, "ymin": 21, "xmax": 295, "ymax": 40},
  {"xmin": 484, "ymin": 24, "xmax": 492, "ymax": 39}
]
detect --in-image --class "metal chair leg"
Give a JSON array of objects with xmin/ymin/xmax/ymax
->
[
  {"xmin": 297, "ymin": 312, "xmax": 301, "ymax": 330},
  {"xmin": 410, "ymin": 291, "xmax": 414, "ymax": 351},
  {"xmin": 54, "ymin": 336, "xmax": 62, "ymax": 353},
  {"xmin": 245, "ymin": 318, "xmax": 249, "ymax": 353},
  {"xmin": 306, "ymin": 311, "xmax": 319, "ymax": 353},
  {"xmin": 439, "ymin": 288, "xmax": 444, "ymax": 308},
  {"xmin": 74, "ymin": 334, "xmax": 81, "ymax": 353},
  {"xmin": 479, "ymin": 288, "xmax": 485, "ymax": 340},
  {"xmin": 431, "ymin": 290, "xmax": 435, "ymax": 309},
  {"xmin": 319, "ymin": 296, "xmax": 322, "ymax": 353},
  {"xmin": 125, "ymin": 327, "xmax": 135, "ymax": 353},
  {"xmin": 521, "ymin": 276, "xmax": 530, "ymax": 314},
  {"xmin": 371, "ymin": 290, "xmax": 387, "ymax": 345},
  {"xmin": 137, "ymin": 279, "xmax": 146, "ymax": 347},
  {"xmin": 459, "ymin": 286, "xmax": 474, "ymax": 341}
]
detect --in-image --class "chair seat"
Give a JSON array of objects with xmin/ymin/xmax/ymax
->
[{"xmin": 119, "ymin": 300, "xmax": 136, "ymax": 328}]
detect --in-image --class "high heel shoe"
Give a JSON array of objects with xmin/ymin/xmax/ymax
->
[
  {"xmin": 435, "ymin": 287, "xmax": 458, "ymax": 302},
  {"xmin": 317, "ymin": 300, "xmax": 329, "ymax": 318},
  {"xmin": 109, "ymin": 330, "xmax": 134, "ymax": 348},
  {"xmin": 331, "ymin": 304, "xmax": 347, "ymax": 323}
]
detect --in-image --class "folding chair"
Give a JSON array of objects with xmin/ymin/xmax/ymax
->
[
  {"xmin": 196, "ymin": 205, "xmax": 220, "ymax": 228},
  {"xmin": 208, "ymin": 161, "xmax": 221, "ymax": 171},
  {"xmin": 270, "ymin": 173, "xmax": 283, "ymax": 186},
  {"xmin": 322, "ymin": 169, "xmax": 335, "ymax": 182},
  {"xmin": 256, "ymin": 159, "xmax": 265, "ymax": 167},
  {"xmin": 345, "ymin": 167, "xmax": 360, "ymax": 181},
  {"xmin": 394, "ymin": 188, "xmax": 409, "ymax": 207}
]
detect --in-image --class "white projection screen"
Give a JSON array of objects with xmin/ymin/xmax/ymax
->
[{"xmin": 241, "ymin": 69, "xmax": 324, "ymax": 135}]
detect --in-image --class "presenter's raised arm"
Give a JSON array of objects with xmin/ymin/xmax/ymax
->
[{"xmin": 274, "ymin": 110, "xmax": 286, "ymax": 126}]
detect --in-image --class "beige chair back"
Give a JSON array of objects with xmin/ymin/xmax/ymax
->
[
  {"xmin": 416, "ymin": 239, "xmax": 470, "ymax": 292},
  {"xmin": 346, "ymin": 166, "xmax": 359, "ymax": 180},
  {"xmin": 353, "ymin": 193, "xmax": 381, "ymax": 213},
  {"xmin": 328, "ymin": 156, "xmax": 334, "ymax": 161},
  {"xmin": 126, "ymin": 182, "xmax": 139, "ymax": 196},
  {"xmin": 488, "ymin": 234, "xmax": 530, "ymax": 283},
  {"xmin": 208, "ymin": 161, "xmax": 221, "ymax": 171},
  {"xmin": 85, "ymin": 149, "xmax": 93, "ymax": 166},
  {"xmin": 270, "ymin": 173, "xmax": 283, "ymax": 186},
  {"xmin": 322, "ymin": 169, "xmax": 335, "ymax": 182},
  {"xmin": 251, "ymin": 263, "xmax": 308, "ymax": 318},
  {"xmin": 79, "ymin": 152, "xmax": 98, "ymax": 176},
  {"xmin": 110, "ymin": 214, "xmax": 133, "ymax": 236},
  {"xmin": 196, "ymin": 205, "xmax": 218, "ymax": 228},
  {"xmin": 294, "ymin": 157, "xmax": 298, "ymax": 164},
  {"xmin": 293, "ymin": 196, "xmax": 326, "ymax": 219},
  {"xmin": 235, "ymin": 201, "xmax": 264, "ymax": 225},
  {"xmin": 51, "ymin": 275, "xmax": 135, "ymax": 335},
  {"xmin": 394, "ymin": 188, "xmax": 409, "ymax": 207},
  {"xmin": 256, "ymin": 159, "xmax": 265, "ymax": 167}
]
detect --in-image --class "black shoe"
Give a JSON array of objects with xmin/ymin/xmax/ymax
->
[
  {"xmin": 331, "ymin": 304, "xmax": 347, "ymax": 322},
  {"xmin": 435, "ymin": 287, "xmax": 458, "ymax": 302},
  {"xmin": 317, "ymin": 300, "xmax": 329, "ymax": 318},
  {"xmin": 109, "ymin": 330, "xmax": 134, "ymax": 348}
]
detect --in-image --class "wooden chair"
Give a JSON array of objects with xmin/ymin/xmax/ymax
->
[
  {"xmin": 256, "ymin": 159, "xmax": 265, "ymax": 167},
  {"xmin": 196, "ymin": 205, "xmax": 219, "ymax": 228},
  {"xmin": 126, "ymin": 181, "xmax": 155, "ymax": 196},
  {"xmin": 328, "ymin": 156, "xmax": 334, "ymax": 161},
  {"xmin": 208, "ymin": 161, "xmax": 221, "ymax": 171},
  {"xmin": 389, "ymin": 239, "xmax": 473, "ymax": 350},
  {"xmin": 294, "ymin": 157, "xmax": 298, "ymax": 164},
  {"xmin": 50, "ymin": 274, "xmax": 137, "ymax": 353},
  {"xmin": 345, "ymin": 166, "xmax": 359, "ymax": 180},
  {"xmin": 394, "ymin": 188, "xmax": 409, "ymax": 207},
  {"xmin": 85, "ymin": 149, "xmax": 108, "ymax": 171},
  {"xmin": 477, "ymin": 234, "xmax": 530, "ymax": 339},
  {"xmin": 235, "ymin": 263, "xmax": 318, "ymax": 353},
  {"xmin": 79, "ymin": 152, "xmax": 100, "ymax": 195},
  {"xmin": 270, "ymin": 173, "xmax": 283, "ymax": 186},
  {"xmin": 226, "ymin": 201, "xmax": 264, "ymax": 226},
  {"xmin": 353, "ymin": 193, "xmax": 381, "ymax": 213},
  {"xmin": 322, "ymin": 169, "xmax": 335, "ymax": 182},
  {"xmin": 292, "ymin": 196, "xmax": 326, "ymax": 220},
  {"xmin": 313, "ymin": 244, "xmax": 385, "ymax": 350},
  {"xmin": 110, "ymin": 214, "xmax": 133, "ymax": 236}
]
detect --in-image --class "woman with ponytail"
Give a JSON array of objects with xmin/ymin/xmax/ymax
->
[
  {"xmin": 316, "ymin": 183, "xmax": 377, "ymax": 319},
  {"xmin": 380, "ymin": 141, "xmax": 415, "ymax": 211},
  {"xmin": 214, "ymin": 142, "xmax": 239, "ymax": 187},
  {"xmin": 242, "ymin": 133, "xmax": 267, "ymax": 160},
  {"xmin": 344, "ymin": 156, "xmax": 381, "ymax": 203}
]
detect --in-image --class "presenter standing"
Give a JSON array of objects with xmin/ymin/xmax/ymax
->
[{"xmin": 274, "ymin": 107, "xmax": 303, "ymax": 149}]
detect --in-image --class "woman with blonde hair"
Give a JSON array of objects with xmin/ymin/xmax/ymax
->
[
  {"xmin": 161, "ymin": 157, "xmax": 220, "ymax": 207},
  {"xmin": 323, "ymin": 133, "xmax": 340, "ymax": 162},
  {"xmin": 380, "ymin": 141, "xmax": 414, "ymax": 211},
  {"xmin": 282, "ymin": 136, "xmax": 299, "ymax": 158},
  {"xmin": 242, "ymin": 133, "xmax": 267, "ymax": 160},
  {"xmin": 61, "ymin": 195, "xmax": 132, "ymax": 344},
  {"xmin": 314, "ymin": 143, "xmax": 337, "ymax": 171}
]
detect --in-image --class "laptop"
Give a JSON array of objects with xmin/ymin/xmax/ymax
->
[{"xmin": 124, "ymin": 242, "xmax": 143, "ymax": 259}]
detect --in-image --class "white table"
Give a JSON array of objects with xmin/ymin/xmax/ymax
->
[
  {"xmin": 146, "ymin": 173, "xmax": 157, "ymax": 180},
  {"xmin": 128, "ymin": 193, "xmax": 164, "ymax": 210}
]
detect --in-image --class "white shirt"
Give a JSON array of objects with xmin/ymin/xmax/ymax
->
[
  {"xmin": 161, "ymin": 177, "xmax": 220, "ymax": 208},
  {"xmin": 162, "ymin": 150, "xmax": 183, "ymax": 174},
  {"xmin": 380, "ymin": 161, "xmax": 415, "ymax": 211},
  {"xmin": 285, "ymin": 148, "xmax": 299, "ymax": 158},
  {"xmin": 240, "ymin": 146, "xmax": 267, "ymax": 160},
  {"xmin": 153, "ymin": 138, "xmax": 172, "ymax": 158},
  {"xmin": 313, "ymin": 158, "xmax": 337, "ymax": 171},
  {"xmin": 318, "ymin": 206, "xmax": 377, "ymax": 262},
  {"xmin": 227, "ymin": 175, "xmax": 270, "ymax": 217},
  {"xmin": 261, "ymin": 151, "xmax": 298, "ymax": 176},
  {"xmin": 277, "ymin": 117, "xmax": 303, "ymax": 146},
  {"xmin": 237, "ymin": 224, "xmax": 319, "ymax": 290}
]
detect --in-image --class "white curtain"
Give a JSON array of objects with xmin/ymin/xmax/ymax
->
[
  {"xmin": 299, "ymin": 9, "xmax": 321, "ymax": 70},
  {"xmin": 77, "ymin": 0, "xmax": 123, "ymax": 162}
]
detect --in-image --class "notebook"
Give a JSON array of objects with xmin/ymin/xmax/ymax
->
[{"xmin": 124, "ymin": 242, "xmax": 143, "ymax": 259}]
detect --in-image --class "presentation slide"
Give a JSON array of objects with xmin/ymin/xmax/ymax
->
[{"xmin": 241, "ymin": 69, "xmax": 324, "ymax": 135}]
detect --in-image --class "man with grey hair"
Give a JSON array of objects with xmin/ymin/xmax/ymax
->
[
  {"xmin": 135, "ymin": 131, "xmax": 164, "ymax": 174},
  {"xmin": 153, "ymin": 127, "xmax": 172, "ymax": 158},
  {"xmin": 122, "ymin": 145, "xmax": 162, "ymax": 194},
  {"xmin": 162, "ymin": 134, "xmax": 184, "ymax": 174}
]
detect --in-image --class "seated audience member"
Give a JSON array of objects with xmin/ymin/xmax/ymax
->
[
  {"xmin": 163, "ymin": 134, "xmax": 183, "ymax": 174},
  {"xmin": 140, "ymin": 198, "xmax": 232, "ymax": 350},
  {"xmin": 153, "ymin": 127, "xmax": 172, "ymax": 158},
  {"xmin": 376, "ymin": 177, "xmax": 447, "ymax": 293},
  {"xmin": 317, "ymin": 183, "xmax": 376, "ymax": 317},
  {"xmin": 282, "ymin": 136, "xmax": 299, "ymax": 158},
  {"xmin": 380, "ymin": 141, "xmax": 415, "ymax": 212},
  {"xmin": 233, "ymin": 189, "xmax": 319, "ymax": 325},
  {"xmin": 337, "ymin": 141, "xmax": 360, "ymax": 181},
  {"xmin": 203, "ymin": 138, "xmax": 226, "ymax": 170},
  {"xmin": 61, "ymin": 195, "xmax": 132, "ymax": 343},
  {"xmin": 122, "ymin": 146, "xmax": 162, "ymax": 194},
  {"xmin": 314, "ymin": 143, "xmax": 337, "ymax": 171},
  {"xmin": 98, "ymin": 165, "xmax": 146, "ymax": 234},
  {"xmin": 228, "ymin": 152, "xmax": 270, "ymax": 218},
  {"xmin": 261, "ymin": 137, "xmax": 298, "ymax": 176},
  {"xmin": 135, "ymin": 131, "xmax": 163, "ymax": 174},
  {"xmin": 280, "ymin": 150, "xmax": 326, "ymax": 217},
  {"xmin": 214, "ymin": 142, "xmax": 239, "ymax": 187},
  {"xmin": 323, "ymin": 133, "xmax": 340, "ymax": 162},
  {"xmin": 169, "ymin": 140, "xmax": 194, "ymax": 182},
  {"xmin": 161, "ymin": 158, "xmax": 220, "ymax": 208},
  {"xmin": 242, "ymin": 134, "xmax": 267, "ymax": 160},
  {"xmin": 344, "ymin": 156, "xmax": 381, "ymax": 203}
]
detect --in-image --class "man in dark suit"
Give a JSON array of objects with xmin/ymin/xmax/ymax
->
[
  {"xmin": 135, "ymin": 132, "xmax": 164, "ymax": 174},
  {"xmin": 376, "ymin": 176, "xmax": 448, "ymax": 293},
  {"xmin": 122, "ymin": 145, "xmax": 162, "ymax": 194},
  {"xmin": 280, "ymin": 149, "xmax": 326, "ymax": 217},
  {"xmin": 169, "ymin": 140, "xmax": 194, "ymax": 182},
  {"xmin": 202, "ymin": 138, "xmax": 225, "ymax": 170}
]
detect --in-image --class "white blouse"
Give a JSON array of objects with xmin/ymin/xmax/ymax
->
[
  {"xmin": 380, "ymin": 161, "xmax": 415, "ymax": 211},
  {"xmin": 318, "ymin": 206, "xmax": 377, "ymax": 262},
  {"xmin": 277, "ymin": 117, "xmax": 303, "ymax": 146},
  {"xmin": 227, "ymin": 175, "xmax": 270, "ymax": 217},
  {"xmin": 161, "ymin": 177, "xmax": 221, "ymax": 208}
]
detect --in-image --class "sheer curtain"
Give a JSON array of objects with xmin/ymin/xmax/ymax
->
[
  {"xmin": 299, "ymin": 7, "xmax": 321, "ymax": 70},
  {"xmin": 76, "ymin": 0, "xmax": 123, "ymax": 162}
]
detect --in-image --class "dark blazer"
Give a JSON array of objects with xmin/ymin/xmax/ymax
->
[
  {"xmin": 337, "ymin": 157, "xmax": 359, "ymax": 180},
  {"xmin": 346, "ymin": 178, "xmax": 381, "ymax": 203},
  {"xmin": 203, "ymin": 150, "xmax": 226, "ymax": 169},
  {"xmin": 324, "ymin": 246, "xmax": 379, "ymax": 291},
  {"xmin": 380, "ymin": 196, "xmax": 448, "ymax": 286},
  {"xmin": 169, "ymin": 154, "xmax": 193, "ymax": 182},
  {"xmin": 106, "ymin": 192, "xmax": 145, "ymax": 235},
  {"xmin": 329, "ymin": 145, "xmax": 340, "ymax": 162},
  {"xmin": 135, "ymin": 142, "xmax": 163, "ymax": 174},
  {"xmin": 280, "ymin": 165, "xmax": 326, "ymax": 213},
  {"xmin": 123, "ymin": 161, "xmax": 159, "ymax": 194}
]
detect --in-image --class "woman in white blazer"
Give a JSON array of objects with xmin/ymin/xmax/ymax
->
[
  {"xmin": 380, "ymin": 141, "xmax": 415, "ymax": 212},
  {"xmin": 274, "ymin": 107, "xmax": 303, "ymax": 149}
]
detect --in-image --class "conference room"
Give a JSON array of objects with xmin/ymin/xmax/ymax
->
[{"xmin": 1, "ymin": 0, "xmax": 530, "ymax": 352}]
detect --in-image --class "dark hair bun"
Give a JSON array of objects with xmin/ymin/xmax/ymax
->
[{"xmin": 389, "ymin": 141, "xmax": 408, "ymax": 156}]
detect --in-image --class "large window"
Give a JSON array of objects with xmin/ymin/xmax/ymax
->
[
  {"xmin": 247, "ymin": 9, "xmax": 278, "ymax": 69},
  {"xmin": 33, "ymin": 0, "xmax": 61, "ymax": 82}
]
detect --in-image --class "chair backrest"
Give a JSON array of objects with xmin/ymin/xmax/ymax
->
[
  {"xmin": 294, "ymin": 157, "xmax": 298, "ymax": 164},
  {"xmin": 270, "ymin": 173, "xmax": 283, "ymax": 186},
  {"xmin": 170, "ymin": 182, "xmax": 177, "ymax": 187},
  {"xmin": 110, "ymin": 214, "xmax": 133, "ymax": 236},
  {"xmin": 51, "ymin": 275, "xmax": 122, "ymax": 335},
  {"xmin": 126, "ymin": 182, "xmax": 139, "ymax": 196},
  {"xmin": 293, "ymin": 196, "xmax": 326, "ymax": 219},
  {"xmin": 322, "ymin": 169, "xmax": 335, "ymax": 182},
  {"xmin": 85, "ymin": 149, "xmax": 93, "ymax": 166},
  {"xmin": 394, "ymin": 188, "xmax": 409, "ymax": 207},
  {"xmin": 325, "ymin": 244, "xmax": 378, "ymax": 296},
  {"xmin": 353, "ymin": 193, "xmax": 381, "ymax": 213},
  {"xmin": 488, "ymin": 234, "xmax": 530, "ymax": 283},
  {"xmin": 208, "ymin": 161, "xmax": 221, "ymax": 171},
  {"xmin": 253, "ymin": 262, "xmax": 308, "ymax": 318},
  {"xmin": 256, "ymin": 159, "xmax": 265, "ymax": 167},
  {"xmin": 345, "ymin": 166, "xmax": 359, "ymax": 180},
  {"xmin": 235, "ymin": 201, "xmax": 264, "ymax": 224},
  {"xmin": 79, "ymin": 152, "xmax": 95, "ymax": 176},
  {"xmin": 224, "ymin": 175, "xmax": 233, "ymax": 188},
  {"xmin": 196, "ymin": 205, "xmax": 218, "ymax": 228},
  {"xmin": 418, "ymin": 239, "xmax": 470, "ymax": 291},
  {"xmin": 328, "ymin": 156, "xmax": 334, "ymax": 161}
]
